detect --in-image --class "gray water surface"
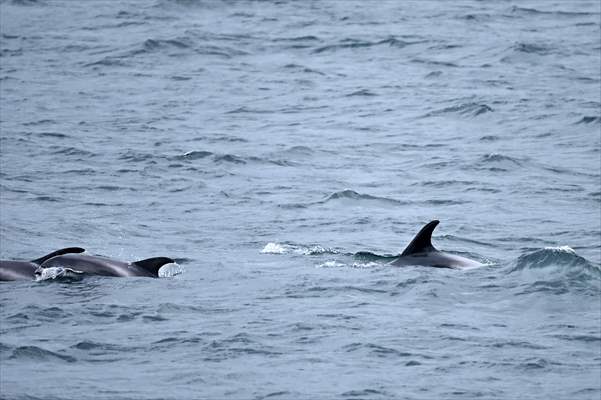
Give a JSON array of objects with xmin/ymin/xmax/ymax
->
[{"xmin": 1, "ymin": 1, "xmax": 600, "ymax": 399}]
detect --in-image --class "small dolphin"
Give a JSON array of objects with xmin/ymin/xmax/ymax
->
[
  {"xmin": 389, "ymin": 220, "xmax": 482, "ymax": 269},
  {"xmin": 38, "ymin": 253, "xmax": 175, "ymax": 278},
  {"xmin": 0, "ymin": 247, "xmax": 85, "ymax": 281}
]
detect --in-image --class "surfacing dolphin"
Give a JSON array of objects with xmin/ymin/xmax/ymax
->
[
  {"xmin": 38, "ymin": 253, "xmax": 175, "ymax": 278},
  {"xmin": 389, "ymin": 220, "xmax": 482, "ymax": 269},
  {"xmin": 0, "ymin": 247, "xmax": 85, "ymax": 281}
]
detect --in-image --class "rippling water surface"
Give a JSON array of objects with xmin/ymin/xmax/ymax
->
[{"xmin": 1, "ymin": 1, "xmax": 600, "ymax": 399}]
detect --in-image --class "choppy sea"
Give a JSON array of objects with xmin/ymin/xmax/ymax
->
[{"xmin": 1, "ymin": 1, "xmax": 600, "ymax": 399}]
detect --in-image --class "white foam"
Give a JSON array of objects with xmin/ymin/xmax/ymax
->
[
  {"xmin": 261, "ymin": 243, "xmax": 289, "ymax": 254},
  {"xmin": 297, "ymin": 245, "xmax": 335, "ymax": 255},
  {"xmin": 261, "ymin": 243, "xmax": 336, "ymax": 255},
  {"xmin": 316, "ymin": 261, "xmax": 346, "ymax": 268},
  {"xmin": 317, "ymin": 261, "xmax": 381, "ymax": 269},
  {"xmin": 351, "ymin": 262, "xmax": 381, "ymax": 269},
  {"xmin": 544, "ymin": 246, "xmax": 576, "ymax": 254}
]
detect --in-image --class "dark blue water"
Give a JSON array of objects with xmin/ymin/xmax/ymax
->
[{"xmin": 1, "ymin": 1, "xmax": 600, "ymax": 399}]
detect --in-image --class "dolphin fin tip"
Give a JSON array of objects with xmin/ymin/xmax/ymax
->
[
  {"xmin": 32, "ymin": 247, "xmax": 86, "ymax": 265},
  {"xmin": 400, "ymin": 220, "xmax": 440, "ymax": 256}
]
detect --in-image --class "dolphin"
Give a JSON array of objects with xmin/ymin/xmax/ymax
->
[
  {"xmin": 0, "ymin": 247, "xmax": 85, "ymax": 281},
  {"xmin": 389, "ymin": 220, "xmax": 482, "ymax": 269},
  {"xmin": 38, "ymin": 253, "xmax": 175, "ymax": 278}
]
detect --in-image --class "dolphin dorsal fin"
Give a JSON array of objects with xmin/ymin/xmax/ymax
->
[
  {"xmin": 31, "ymin": 247, "xmax": 86, "ymax": 265},
  {"xmin": 132, "ymin": 257, "xmax": 174, "ymax": 277},
  {"xmin": 401, "ymin": 220, "xmax": 440, "ymax": 256}
]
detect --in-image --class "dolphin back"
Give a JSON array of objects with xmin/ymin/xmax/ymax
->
[
  {"xmin": 401, "ymin": 220, "xmax": 439, "ymax": 256},
  {"xmin": 0, "ymin": 261, "xmax": 38, "ymax": 281}
]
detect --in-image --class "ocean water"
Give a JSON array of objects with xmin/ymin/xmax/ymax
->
[{"xmin": 0, "ymin": 0, "xmax": 600, "ymax": 399}]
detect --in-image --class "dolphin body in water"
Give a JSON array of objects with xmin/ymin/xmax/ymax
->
[
  {"xmin": 0, "ymin": 247, "xmax": 86, "ymax": 281},
  {"xmin": 389, "ymin": 220, "xmax": 482, "ymax": 269},
  {"xmin": 38, "ymin": 253, "xmax": 175, "ymax": 278}
]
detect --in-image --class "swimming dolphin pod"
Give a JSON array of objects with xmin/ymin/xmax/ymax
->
[
  {"xmin": 0, "ymin": 220, "xmax": 480, "ymax": 281},
  {"xmin": 0, "ymin": 248, "xmax": 175, "ymax": 281},
  {"xmin": 390, "ymin": 220, "xmax": 482, "ymax": 269},
  {"xmin": 0, "ymin": 247, "xmax": 86, "ymax": 281}
]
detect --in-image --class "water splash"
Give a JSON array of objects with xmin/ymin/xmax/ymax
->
[
  {"xmin": 315, "ymin": 258, "xmax": 385, "ymax": 269},
  {"xmin": 261, "ymin": 243, "xmax": 338, "ymax": 256},
  {"xmin": 158, "ymin": 263, "xmax": 183, "ymax": 278},
  {"xmin": 261, "ymin": 242, "xmax": 288, "ymax": 254},
  {"xmin": 34, "ymin": 267, "xmax": 84, "ymax": 282}
]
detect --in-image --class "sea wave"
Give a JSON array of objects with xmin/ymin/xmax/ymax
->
[
  {"xmin": 312, "ymin": 37, "xmax": 417, "ymax": 54},
  {"xmin": 479, "ymin": 153, "xmax": 525, "ymax": 166},
  {"xmin": 422, "ymin": 102, "xmax": 493, "ymax": 118},
  {"xmin": 9, "ymin": 345, "xmax": 76, "ymax": 363},
  {"xmin": 575, "ymin": 116, "xmax": 601, "ymax": 124},
  {"xmin": 509, "ymin": 6, "xmax": 598, "ymax": 17},
  {"xmin": 509, "ymin": 247, "xmax": 600, "ymax": 295},
  {"xmin": 512, "ymin": 42, "xmax": 553, "ymax": 55},
  {"xmin": 511, "ymin": 246, "xmax": 597, "ymax": 272},
  {"xmin": 318, "ymin": 190, "xmax": 408, "ymax": 206}
]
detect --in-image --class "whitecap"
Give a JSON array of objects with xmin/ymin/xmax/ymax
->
[
  {"xmin": 261, "ymin": 242, "xmax": 289, "ymax": 254},
  {"xmin": 543, "ymin": 246, "xmax": 576, "ymax": 254}
]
